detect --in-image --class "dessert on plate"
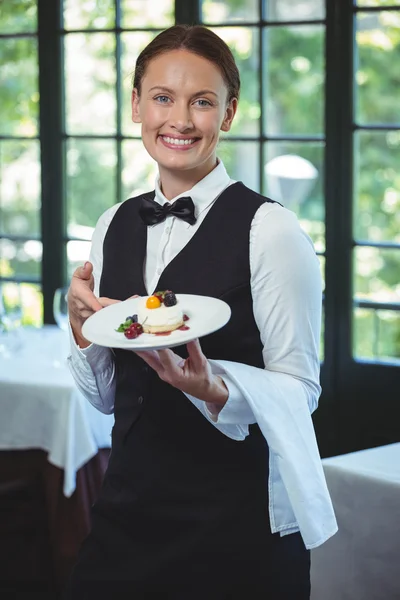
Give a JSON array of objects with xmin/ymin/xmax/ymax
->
[
  {"xmin": 138, "ymin": 290, "xmax": 184, "ymax": 334},
  {"xmin": 116, "ymin": 290, "xmax": 188, "ymax": 339}
]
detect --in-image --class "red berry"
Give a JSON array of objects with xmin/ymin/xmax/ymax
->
[
  {"xmin": 124, "ymin": 322, "xmax": 143, "ymax": 339},
  {"xmin": 124, "ymin": 327, "xmax": 139, "ymax": 339}
]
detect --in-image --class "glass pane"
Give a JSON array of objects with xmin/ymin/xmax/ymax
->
[
  {"xmin": 122, "ymin": 140, "xmax": 157, "ymax": 201},
  {"xmin": 64, "ymin": 33, "xmax": 117, "ymax": 135},
  {"xmin": 264, "ymin": 25, "xmax": 325, "ymax": 136},
  {"xmin": 0, "ymin": 140, "xmax": 41, "ymax": 237},
  {"xmin": 265, "ymin": 0, "xmax": 325, "ymax": 21},
  {"xmin": 21, "ymin": 282, "xmax": 42, "ymax": 326},
  {"xmin": 357, "ymin": 1, "xmax": 400, "ymax": 6},
  {"xmin": 67, "ymin": 240, "xmax": 91, "ymax": 280},
  {"xmin": 0, "ymin": 281, "xmax": 43, "ymax": 328},
  {"xmin": 353, "ymin": 308, "xmax": 400, "ymax": 364},
  {"xmin": 354, "ymin": 247, "xmax": 400, "ymax": 304},
  {"xmin": 0, "ymin": 238, "xmax": 42, "ymax": 279},
  {"xmin": 0, "ymin": 38, "xmax": 39, "ymax": 136},
  {"xmin": 264, "ymin": 142, "xmax": 325, "ymax": 250},
  {"xmin": 66, "ymin": 139, "xmax": 117, "ymax": 234},
  {"xmin": 64, "ymin": 0, "xmax": 115, "ymax": 30},
  {"xmin": 218, "ymin": 141, "xmax": 260, "ymax": 191},
  {"xmin": 356, "ymin": 12, "xmax": 400, "ymax": 125},
  {"xmin": 121, "ymin": 0, "xmax": 174, "ymax": 28},
  {"xmin": 354, "ymin": 131, "xmax": 400, "ymax": 243},
  {"xmin": 211, "ymin": 27, "xmax": 260, "ymax": 137},
  {"xmin": 354, "ymin": 307, "xmax": 375, "ymax": 358},
  {"xmin": 121, "ymin": 31, "xmax": 161, "ymax": 136},
  {"xmin": 201, "ymin": 0, "xmax": 259, "ymax": 23},
  {"xmin": 0, "ymin": 0, "xmax": 37, "ymax": 34}
]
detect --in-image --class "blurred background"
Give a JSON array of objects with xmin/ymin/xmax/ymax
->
[{"xmin": 0, "ymin": 0, "xmax": 399, "ymax": 594}]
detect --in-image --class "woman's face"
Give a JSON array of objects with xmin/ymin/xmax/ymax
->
[{"xmin": 132, "ymin": 49, "xmax": 237, "ymax": 180}]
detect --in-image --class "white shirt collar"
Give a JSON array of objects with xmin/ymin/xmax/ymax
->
[{"xmin": 154, "ymin": 160, "xmax": 232, "ymax": 218}]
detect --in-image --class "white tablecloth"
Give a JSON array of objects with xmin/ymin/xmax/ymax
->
[
  {"xmin": 311, "ymin": 443, "xmax": 400, "ymax": 600},
  {"xmin": 0, "ymin": 326, "xmax": 113, "ymax": 497}
]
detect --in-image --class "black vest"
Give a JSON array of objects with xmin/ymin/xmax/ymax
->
[{"xmin": 94, "ymin": 182, "xmax": 276, "ymax": 579}]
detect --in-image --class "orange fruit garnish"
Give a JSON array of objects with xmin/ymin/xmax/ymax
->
[{"xmin": 146, "ymin": 295, "xmax": 161, "ymax": 309}]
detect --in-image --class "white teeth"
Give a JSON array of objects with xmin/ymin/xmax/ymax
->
[{"xmin": 162, "ymin": 136, "xmax": 195, "ymax": 146}]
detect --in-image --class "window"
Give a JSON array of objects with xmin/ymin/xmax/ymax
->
[
  {"xmin": 0, "ymin": 0, "xmax": 42, "ymax": 325},
  {"xmin": 1, "ymin": 0, "xmax": 399, "ymax": 455},
  {"xmin": 353, "ymin": 3, "xmax": 400, "ymax": 363},
  {"xmin": 199, "ymin": 0, "xmax": 327, "ymax": 360},
  {"xmin": 63, "ymin": 0, "xmax": 174, "ymax": 280}
]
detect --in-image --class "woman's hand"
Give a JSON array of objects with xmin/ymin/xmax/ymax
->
[
  {"xmin": 67, "ymin": 261, "xmax": 120, "ymax": 348},
  {"xmin": 136, "ymin": 339, "xmax": 229, "ymax": 412}
]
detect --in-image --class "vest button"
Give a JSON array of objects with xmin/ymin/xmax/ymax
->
[{"xmin": 138, "ymin": 396, "xmax": 144, "ymax": 405}]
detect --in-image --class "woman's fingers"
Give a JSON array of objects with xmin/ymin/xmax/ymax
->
[
  {"xmin": 135, "ymin": 339, "xmax": 212, "ymax": 400},
  {"xmin": 98, "ymin": 297, "xmax": 121, "ymax": 307},
  {"xmin": 98, "ymin": 293, "xmax": 140, "ymax": 307},
  {"xmin": 135, "ymin": 348, "xmax": 186, "ymax": 383},
  {"xmin": 156, "ymin": 349, "xmax": 185, "ymax": 381},
  {"xmin": 186, "ymin": 339, "xmax": 207, "ymax": 370}
]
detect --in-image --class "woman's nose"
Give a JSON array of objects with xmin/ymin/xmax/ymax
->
[{"xmin": 169, "ymin": 102, "xmax": 193, "ymax": 131}]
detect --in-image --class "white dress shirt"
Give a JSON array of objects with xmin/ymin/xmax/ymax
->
[{"xmin": 68, "ymin": 160, "xmax": 338, "ymax": 549}]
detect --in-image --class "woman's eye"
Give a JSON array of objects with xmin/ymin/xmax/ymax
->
[
  {"xmin": 155, "ymin": 95, "xmax": 170, "ymax": 104},
  {"xmin": 195, "ymin": 99, "xmax": 212, "ymax": 107}
]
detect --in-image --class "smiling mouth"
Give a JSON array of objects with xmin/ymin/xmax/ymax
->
[{"xmin": 160, "ymin": 135, "xmax": 199, "ymax": 147}]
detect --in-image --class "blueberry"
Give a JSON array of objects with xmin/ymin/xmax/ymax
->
[{"xmin": 126, "ymin": 314, "xmax": 138, "ymax": 323}]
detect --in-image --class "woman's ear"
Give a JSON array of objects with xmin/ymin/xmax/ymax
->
[
  {"xmin": 220, "ymin": 98, "xmax": 238, "ymax": 132},
  {"xmin": 131, "ymin": 89, "xmax": 141, "ymax": 123}
]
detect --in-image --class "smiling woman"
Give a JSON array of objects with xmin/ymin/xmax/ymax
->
[
  {"xmin": 131, "ymin": 50, "xmax": 237, "ymax": 196},
  {"xmin": 130, "ymin": 27, "xmax": 240, "ymax": 198},
  {"xmin": 65, "ymin": 24, "xmax": 336, "ymax": 600}
]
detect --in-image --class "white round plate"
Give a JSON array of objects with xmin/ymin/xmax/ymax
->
[{"xmin": 81, "ymin": 294, "xmax": 231, "ymax": 351}]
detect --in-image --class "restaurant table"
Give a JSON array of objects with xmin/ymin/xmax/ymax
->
[
  {"xmin": 0, "ymin": 326, "xmax": 114, "ymax": 590},
  {"xmin": 311, "ymin": 443, "xmax": 400, "ymax": 600}
]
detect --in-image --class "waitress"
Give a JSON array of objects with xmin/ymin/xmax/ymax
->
[{"xmin": 66, "ymin": 24, "xmax": 337, "ymax": 600}]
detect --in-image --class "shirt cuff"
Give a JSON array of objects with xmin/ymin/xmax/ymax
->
[
  {"xmin": 68, "ymin": 320, "xmax": 113, "ymax": 374},
  {"xmin": 206, "ymin": 360, "xmax": 256, "ymax": 425}
]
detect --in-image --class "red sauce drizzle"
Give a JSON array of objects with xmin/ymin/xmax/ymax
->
[{"xmin": 152, "ymin": 316, "xmax": 190, "ymax": 336}]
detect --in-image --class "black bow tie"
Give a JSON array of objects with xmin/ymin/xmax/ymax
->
[{"xmin": 139, "ymin": 195, "xmax": 197, "ymax": 226}]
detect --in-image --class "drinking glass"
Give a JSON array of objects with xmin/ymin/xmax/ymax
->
[{"xmin": 0, "ymin": 282, "xmax": 23, "ymax": 355}]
